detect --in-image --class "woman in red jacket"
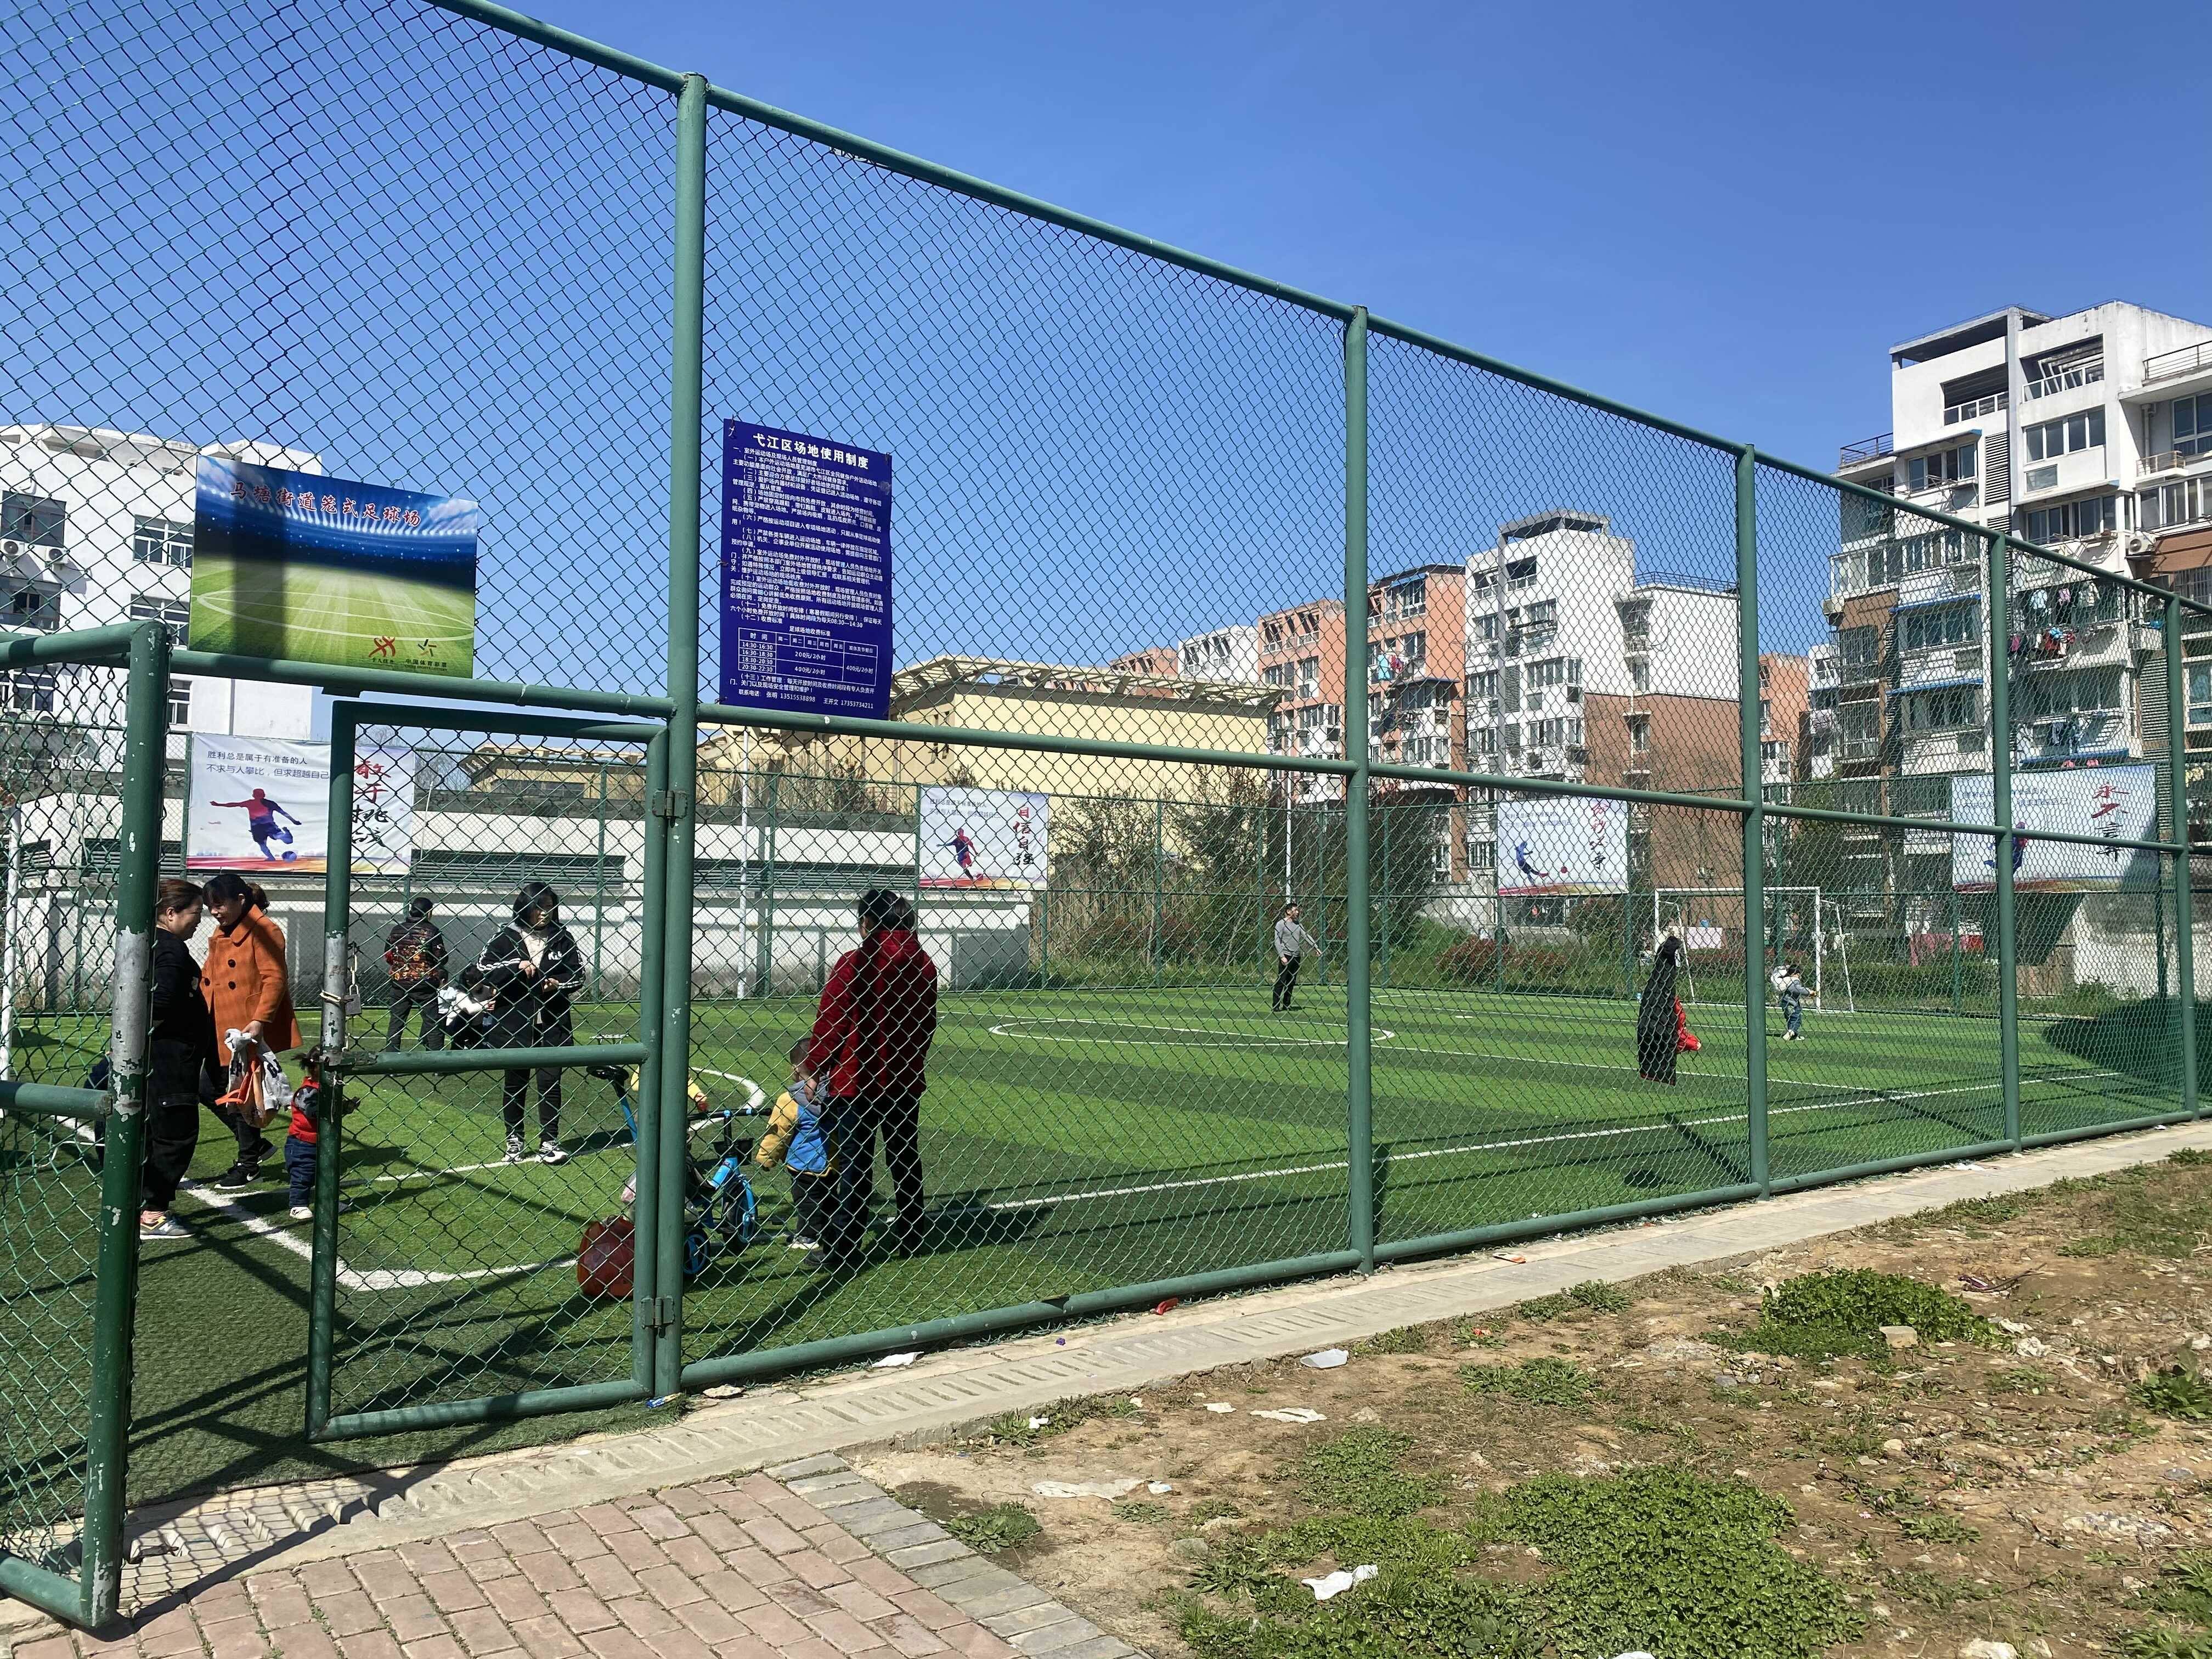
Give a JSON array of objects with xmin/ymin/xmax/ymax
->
[{"xmin": 806, "ymin": 888, "xmax": 938, "ymax": 1269}]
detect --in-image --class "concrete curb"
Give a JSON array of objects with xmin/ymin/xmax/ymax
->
[{"xmin": 8, "ymin": 1114, "xmax": 2207, "ymax": 1641}]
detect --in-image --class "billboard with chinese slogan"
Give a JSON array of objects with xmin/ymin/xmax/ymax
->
[
  {"xmin": 1951, "ymin": 763, "xmax": 2158, "ymax": 892},
  {"xmin": 1495, "ymin": 794, "xmax": 1629, "ymax": 895},
  {"xmin": 191, "ymin": 458, "xmax": 478, "ymax": 677},
  {"xmin": 918, "ymin": 788, "xmax": 1047, "ymax": 889},
  {"xmin": 186, "ymin": 737, "xmax": 416, "ymax": 877}
]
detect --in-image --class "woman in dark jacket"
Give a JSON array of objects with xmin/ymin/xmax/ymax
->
[
  {"xmin": 143, "ymin": 877, "xmax": 216, "ymax": 1239},
  {"xmin": 1636, "ymin": 924, "xmax": 1685, "ymax": 1085},
  {"xmin": 477, "ymin": 880, "xmax": 583, "ymax": 1164}
]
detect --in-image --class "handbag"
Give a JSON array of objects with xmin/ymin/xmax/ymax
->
[{"xmin": 577, "ymin": 1216, "xmax": 635, "ymax": 1301}]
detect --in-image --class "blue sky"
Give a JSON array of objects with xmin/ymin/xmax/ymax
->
[{"xmin": 538, "ymin": 0, "xmax": 2212, "ymax": 478}]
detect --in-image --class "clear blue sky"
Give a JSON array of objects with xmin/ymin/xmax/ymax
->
[{"xmin": 532, "ymin": 0, "xmax": 2212, "ymax": 478}]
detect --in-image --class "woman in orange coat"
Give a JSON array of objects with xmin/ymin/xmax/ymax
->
[{"xmin": 200, "ymin": 871, "xmax": 301, "ymax": 1189}]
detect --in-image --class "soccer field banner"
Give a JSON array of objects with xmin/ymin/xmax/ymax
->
[
  {"xmin": 1951, "ymin": 763, "xmax": 2159, "ymax": 892},
  {"xmin": 718, "ymin": 421, "xmax": 893, "ymax": 719},
  {"xmin": 186, "ymin": 737, "xmax": 417, "ymax": 876},
  {"xmin": 918, "ymin": 787, "xmax": 1048, "ymax": 889},
  {"xmin": 1496, "ymin": 795, "xmax": 1629, "ymax": 895},
  {"xmin": 190, "ymin": 458, "xmax": 479, "ymax": 677}
]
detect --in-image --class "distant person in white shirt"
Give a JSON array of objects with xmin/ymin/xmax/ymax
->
[{"xmin": 1272, "ymin": 902, "xmax": 1319, "ymax": 1013}]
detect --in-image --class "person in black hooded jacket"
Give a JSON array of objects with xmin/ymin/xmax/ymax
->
[
  {"xmin": 477, "ymin": 879, "xmax": 583, "ymax": 1164},
  {"xmin": 142, "ymin": 877, "xmax": 217, "ymax": 1239}
]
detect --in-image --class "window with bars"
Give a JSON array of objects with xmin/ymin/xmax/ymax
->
[
  {"xmin": 132, "ymin": 515, "xmax": 194, "ymax": 566},
  {"xmin": 0, "ymin": 492, "xmax": 65, "ymax": 548}
]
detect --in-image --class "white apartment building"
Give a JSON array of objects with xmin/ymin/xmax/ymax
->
[
  {"xmin": 1832, "ymin": 301, "xmax": 2212, "ymax": 780},
  {"xmin": 1, "ymin": 425, "xmax": 319, "ymax": 745},
  {"xmin": 1178, "ymin": 624, "xmax": 1257, "ymax": 685},
  {"xmin": 1463, "ymin": 510, "xmax": 1739, "ymax": 781}
]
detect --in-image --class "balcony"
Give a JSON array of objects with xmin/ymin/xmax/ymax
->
[
  {"xmin": 2141, "ymin": 448, "xmax": 2212, "ymax": 479},
  {"xmin": 2023, "ymin": 359, "xmax": 2103, "ymax": 401},
  {"xmin": 2016, "ymin": 710, "xmax": 2128, "ymax": 767},
  {"xmin": 1839, "ymin": 432, "xmax": 1894, "ymax": 469},
  {"xmin": 1944, "ymin": 391, "xmax": 2007, "ymax": 425},
  {"xmin": 2145, "ymin": 340, "xmax": 2212, "ymax": 387}
]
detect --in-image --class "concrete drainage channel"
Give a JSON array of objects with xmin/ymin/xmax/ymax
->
[{"xmin": 4, "ymin": 1117, "xmax": 2208, "ymax": 1650}]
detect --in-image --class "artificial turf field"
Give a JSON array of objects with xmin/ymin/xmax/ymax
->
[{"xmin": 0, "ymin": 979, "xmax": 2186, "ymax": 1520}]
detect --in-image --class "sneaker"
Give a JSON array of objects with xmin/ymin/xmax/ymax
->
[
  {"xmin": 787, "ymin": 1235, "xmax": 817, "ymax": 1252},
  {"xmin": 504, "ymin": 1135, "xmax": 526, "ymax": 1164},
  {"xmin": 289, "ymin": 1205, "xmax": 312, "ymax": 1222},
  {"xmin": 539, "ymin": 1138, "xmax": 568, "ymax": 1166},
  {"xmin": 139, "ymin": 1217, "xmax": 188, "ymax": 1241},
  {"xmin": 215, "ymin": 1160, "xmax": 262, "ymax": 1190}
]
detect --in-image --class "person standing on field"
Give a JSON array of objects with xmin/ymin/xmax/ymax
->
[
  {"xmin": 1272, "ymin": 901, "xmax": 1318, "ymax": 1012},
  {"xmin": 807, "ymin": 888, "xmax": 938, "ymax": 1270},
  {"xmin": 142, "ymin": 878, "xmax": 215, "ymax": 1239},
  {"xmin": 382, "ymin": 896, "xmax": 449, "ymax": 1050},
  {"xmin": 200, "ymin": 871, "xmax": 300, "ymax": 1186},
  {"xmin": 1636, "ymin": 924, "xmax": 1685, "ymax": 1085},
  {"xmin": 478, "ymin": 880, "xmax": 583, "ymax": 1164}
]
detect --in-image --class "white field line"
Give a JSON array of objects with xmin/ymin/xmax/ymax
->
[
  {"xmin": 986, "ymin": 1017, "xmax": 1396, "ymax": 1047},
  {"xmin": 978, "ymin": 1052, "xmax": 2131, "ymax": 1214},
  {"xmin": 171, "ymin": 1070, "xmax": 766, "ymax": 1290}
]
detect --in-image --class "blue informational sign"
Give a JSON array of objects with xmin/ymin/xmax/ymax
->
[{"xmin": 718, "ymin": 421, "xmax": 893, "ymax": 718}]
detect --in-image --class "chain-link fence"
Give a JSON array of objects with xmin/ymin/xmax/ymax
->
[{"xmin": 4, "ymin": 0, "xmax": 2209, "ymax": 1626}]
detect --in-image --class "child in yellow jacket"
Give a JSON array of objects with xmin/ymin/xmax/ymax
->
[{"xmin": 754, "ymin": 1040, "xmax": 834, "ymax": 1250}]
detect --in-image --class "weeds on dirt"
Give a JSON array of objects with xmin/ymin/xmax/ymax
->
[
  {"xmin": 1724, "ymin": 1267, "xmax": 1997, "ymax": 1364},
  {"xmin": 2060, "ymin": 1172, "xmax": 2212, "ymax": 1259},
  {"xmin": 1353, "ymin": 1325, "xmax": 1435, "ymax": 1357},
  {"xmin": 2132, "ymin": 1365, "xmax": 2212, "ymax": 1422},
  {"xmin": 975, "ymin": 1395, "xmax": 1139, "ymax": 1447},
  {"xmin": 943, "ymin": 1502, "xmax": 1042, "ymax": 1553},
  {"xmin": 1990, "ymin": 1365, "xmax": 2057, "ymax": 1393},
  {"xmin": 1518, "ymin": 1280, "xmax": 1633, "ymax": 1322},
  {"xmin": 1900, "ymin": 1512, "xmax": 1981, "ymax": 1544},
  {"xmin": 1291, "ymin": 1427, "xmax": 1448, "ymax": 1519},
  {"xmin": 1113, "ymin": 1499, "xmax": 1171, "ymax": 1525},
  {"xmin": 1461, "ymin": 1358, "xmax": 1595, "ymax": 1408}
]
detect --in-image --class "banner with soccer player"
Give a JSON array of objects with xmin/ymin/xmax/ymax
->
[
  {"xmin": 1495, "ymin": 794, "xmax": 1629, "ymax": 895},
  {"xmin": 186, "ymin": 737, "xmax": 417, "ymax": 876},
  {"xmin": 918, "ymin": 787, "xmax": 1048, "ymax": 889}
]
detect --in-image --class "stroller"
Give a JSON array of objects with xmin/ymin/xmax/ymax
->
[{"xmin": 582, "ymin": 1045, "xmax": 763, "ymax": 1279}]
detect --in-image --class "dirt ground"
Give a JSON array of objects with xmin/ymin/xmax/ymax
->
[{"xmin": 860, "ymin": 1150, "xmax": 2212, "ymax": 1658}]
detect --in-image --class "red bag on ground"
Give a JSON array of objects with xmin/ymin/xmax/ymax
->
[
  {"xmin": 1675, "ymin": 999, "xmax": 1701, "ymax": 1054},
  {"xmin": 577, "ymin": 1217, "xmax": 634, "ymax": 1301}
]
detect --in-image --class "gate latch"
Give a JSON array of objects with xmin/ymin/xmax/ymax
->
[{"xmin": 647, "ymin": 789, "xmax": 693, "ymax": 821}]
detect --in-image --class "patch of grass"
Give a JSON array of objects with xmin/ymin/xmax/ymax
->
[
  {"xmin": 2148, "ymin": 1553, "xmax": 2212, "ymax": 1626},
  {"xmin": 1290, "ymin": 1427, "xmax": 1447, "ymax": 1520},
  {"xmin": 2121, "ymin": 1628, "xmax": 2212, "ymax": 1659},
  {"xmin": 1990, "ymin": 1365, "xmax": 2056, "ymax": 1393},
  {"xmin": 2134, "ymin": 1367, "xmax": 2212, "ymax": 1423},
  {"xmin": 1519, "ymin": 1280, "xmax": 1631, "ymax": 1322},
  {"xmin": 1353, "ymin": 1325, "xmax": 1433, "ymax": 1357},
  {"xmin": 2171, "ymin": 1147, "xmax": 2212, "ymax": 1167},
  {"xmin": 942, "ymin": 1502, "xmax": 1041, "ymax": 1554},
  {"xmin": 1900, "ymin": 1513, "xmax": 1981, "ymax": 1544},
  {"xmin": 1461, "ymin": 1358, "xmax": 1595, "ymax": 1408},
  {"xmin": 1821, "ymin": 1408, "xmax": 1885, "ymax": 1459},
  {"xmin": 1884, "ymin": 1567, "xmax": 1999, "ymax": 1612},
  {"xmin": 1188, "ymin": 1497, "xmax": 1244, "ymax": 1524},
  {"xmin": 976, "ymin": 1394, "xmax": 1138, "ymax": 1447},
  {"xmin": 2061, "ymin": 1180, "xmax": 2212, "ymax": 1260},
  {"xmin": 1481, "ymin": 1465, "xmax": 1864, "ymax": 1659},
  {"xmin": 1725, "ymin": 1268, "xmax": 1996, "ymax": 1364},
  {"xmin": 1178, "ymin": 1573, "xmax": 1538, "ymax": 1659},
  {"xmin": 1113, "ymin": 1499, "xmax": 1171, "ymax": 1525}
]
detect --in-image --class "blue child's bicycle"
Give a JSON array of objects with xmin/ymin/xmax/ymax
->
[{"xmin": 585, "ymin": 1052, "xmax": 761, "ymax": 1278}]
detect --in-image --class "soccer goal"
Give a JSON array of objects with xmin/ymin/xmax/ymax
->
[{"xmin": 1650, "ymin": 886, "xmax": 1854, "ymax": 1012}]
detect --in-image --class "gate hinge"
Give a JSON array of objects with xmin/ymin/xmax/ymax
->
[
  {"xmin": 650, "ymin": 1295, "xmax": 681, "ymax": 1334},
  {"xmin": 648, "ymin": 789, "xmax": 694, "ymax": 821}
]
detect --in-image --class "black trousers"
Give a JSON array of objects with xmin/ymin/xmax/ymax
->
[
  {"xmin": 822, "ymin": 1093, "xmax": 924, "ymax": 1258},
  {"xmin": 1273, "ymin": 955, "xmax": 1302, "ymax": 1010},
  {"xmin": 142, "ymin": 1093, "xmax": 201, "ymax": 1212},
  {"xmin": 384, "ymin": 980, "xmax": 445, "ymax": 1050},
  {"xmin": 501, "ymin": 1067, "xmax": 562, "ymax": 1142}
]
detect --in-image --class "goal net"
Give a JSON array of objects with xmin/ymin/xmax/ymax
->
[{"xmin": 1650, "ymin": 886, "xmax": 1854, "ymax": 1012}]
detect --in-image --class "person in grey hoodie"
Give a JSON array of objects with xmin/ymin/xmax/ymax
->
[{"xmin": 1273, "ymin": 902, "xmax": 1319, "ymax": 1012}]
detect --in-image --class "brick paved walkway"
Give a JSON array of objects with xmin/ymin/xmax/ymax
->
[{"xmin": 11, "ymin": 1458, "xmax": 1141, "ymax": 1659}]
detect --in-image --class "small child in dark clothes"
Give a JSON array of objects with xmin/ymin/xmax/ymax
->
[{"xmin": 285, "ymin": 1062, "xmax": 326, "ymax": 1221}]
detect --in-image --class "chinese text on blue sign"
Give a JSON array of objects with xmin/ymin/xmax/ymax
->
[{"xmin": 718, "ymin": 421, "xmax": 893, "ymax": 718}]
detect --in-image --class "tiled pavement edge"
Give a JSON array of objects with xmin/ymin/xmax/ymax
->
[
  {"xmin": 7, "ymin": 1116, "xmax": 2210, "ymax": 1651},
  {"xmin": 5, "ymin": 1454, "xmax": 1139, "ymax": 1659}
]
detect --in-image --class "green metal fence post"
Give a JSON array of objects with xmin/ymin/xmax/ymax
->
[
  {"xmin": 80, "ymin": 621, "xmax": 167, "ymax": 1628},
  {"xmin": 1949, "ymin": 881, "xmax": 1964, "ymax": 1015},
  {"xmin": 1152, "ymin": 796, "xmax": 1164, "ymax": 986},
  {"xmin": 1342, "ymin": 306, "xmax": 1375, "ymax": 1273},
  {"xmin": 306, "ymin": 708, "xmax": 357, "ymax": 1440},
  {"xmin": 2168, "ymin": 596, "xmax": 2199, "ymax": 1116},
  {"xmin": 1736, "ymin": 447, "xmax": 1769, "ymax": 1195},
  {"xmin": 631, "ymin": 730, "xmax": 670, "ymax": 1391},
  {"xmin": 591, "ymin": 763, "xmax": 608, "ymax": 1001},
  {"xmin": 759, "ymin": 770, "xmax": 778, "ymax": 993},
  {"xmin": 1376, "ymin": 800, "xmax": 1390, "ymax": 990},
  {"xmin": 1990, "ymin": 533, "xmax": 2021, "ymax": 1149},
  {"xmin": 654, "ymin": 69, "xmax": 709, "ymax": 1400}
]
